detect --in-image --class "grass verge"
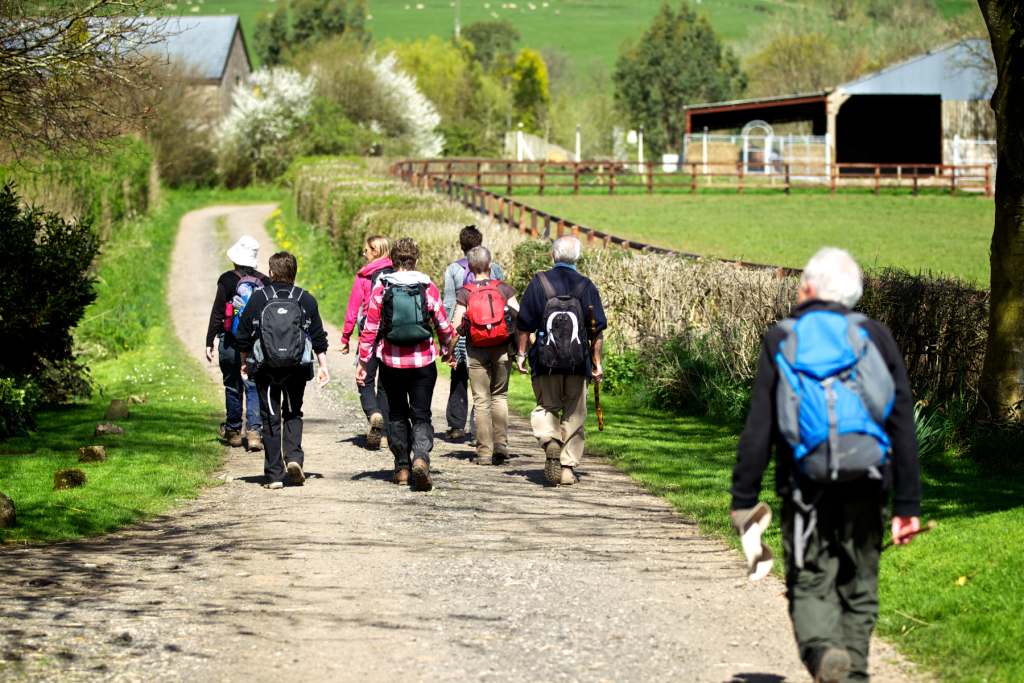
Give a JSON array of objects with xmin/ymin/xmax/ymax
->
[
  {"xmin": 274, "ymin": 189, "xmax": 1024, "ymax": 682},
  {"xmin": 0, "ymin": 187, "xmax": 282, "ymax": 544}
]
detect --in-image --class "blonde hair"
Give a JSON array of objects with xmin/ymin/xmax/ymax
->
[{"xmin": 365, "ymin": 235, "xmax": 390, "ymax": 260}]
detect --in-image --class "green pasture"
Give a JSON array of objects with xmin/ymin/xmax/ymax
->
[
  {"xmin": 163, "ymin": 1, "xmax": 978, "ymax": 71},
  {"xmin": 0, "ymin": 188, "xmax": 278, "ymax": 543},
  {"xmin": 526, "ymin": 193, "xmax": 994, "ymax": 284}
]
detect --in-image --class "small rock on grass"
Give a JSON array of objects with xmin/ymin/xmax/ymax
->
[
  {"xmin": 105, "ymin": 399, "xmax": 130, "ymax": 420},
  {"xmin": 0, "ymin": 491, "xmax": 16, "ymax": 528},
  {"xmin": 78, "ymin": 445, "xmax": 107, "ymax": 463},
  {"xmin": 127, "ymin": 394, "xmax": 148, "ymax": 405},
  {"xmin": 94, "ymin": 423, "xmax": 124, "ymax": 436},
  {"xmin": 54, "ymin": 468, "xmax": 87, "ymax": 490}
]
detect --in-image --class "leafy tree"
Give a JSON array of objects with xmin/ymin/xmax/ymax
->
[
  {"xmin": 745, "ymin": 33, "xmax": 850, "ymax": 98},
  {"xmin": 462, "ymin": 20, "xmax": 520, "ymax": 72},
  {"xmin": 511, "ymin": 48, "xmax": 550, "ymax": 132},
  {"xmin": 613, "ymin": 1, "xmax": 745, "ymax": 156},
  {"xmin": 0, "ymin": 182, "xmax": 98, "ymax": 411},
  {"xmin": 254, "ymin": 6, "xmax": 289, "ymax": 66},
  {"xmin": 977, "ymin": 0, "xmax": 1024, "ymax": 422}
]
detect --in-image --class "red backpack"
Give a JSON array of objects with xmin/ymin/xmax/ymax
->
[{"xmin": 465, "ymin": 281, "xmax": 512, "ymax": 347}]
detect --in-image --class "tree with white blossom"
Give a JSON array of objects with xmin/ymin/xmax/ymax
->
[{"xmin": 369, "ymin": 53, "xmax": 445, "ymax": 158}]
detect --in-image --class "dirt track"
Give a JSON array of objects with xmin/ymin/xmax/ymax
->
[{"xmin": 0, "ymin": 205, "xmax": 925, "ymax": 682}]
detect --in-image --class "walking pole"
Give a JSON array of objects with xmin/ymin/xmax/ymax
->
[{"xmin": 588, "ymin": 305, "xmax": 604, "ymax": 431}]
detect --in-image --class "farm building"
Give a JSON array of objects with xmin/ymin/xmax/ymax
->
[
  {"xmin": 682, "ymin": 40, "xmax": 995, "ymax": 170},
  {"xmin": 145, "ymin": 15, "xmax": 252, "ymax": 119}
]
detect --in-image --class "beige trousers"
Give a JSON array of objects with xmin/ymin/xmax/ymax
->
[
  {"xmin": 530, "ymin": 374, "xmax": 587, "ymax": 468},
  {"xmin": 467, "ymin": 345, "xmax": 512, "ymax": 458}
]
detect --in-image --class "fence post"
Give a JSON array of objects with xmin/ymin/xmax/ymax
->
[
  {"xmin": 784, "ymin": 163, "xmax": 791, "ymax": 195},
  {"xmin": 985, "ymin": 164, "xmax": 993, "ymax": 198},
  {"xmin": 690, "ymin": 163, "xmax": 697, "ymax": 193},
  {"xmin": 912, "ymin": 168, "xmax": 919, "ymax": 196},
  {"xmin": 539, "ymin": 162, "xmax": 546, "ymax": 196},
  {"xmin": 830, "ymin": 164, "xmax": 837, "ymax": 194},
  {"xmin": 874, "ymin": 166, "xmax": 880, "ymax": 196},
  {"xmin": 518, "ymin": 204, "xmax": 526, "ymax": 234},
  {"xmin": 737, "ymin": 162, "xmax": 744, "ymax": 194},
  {"xmin": 476, "ymin": 161, "xmax": 482, "ymax": 188},
  {"xmin": 646, "ymin": 161, "xmax": 653, "ymax": 194},
  {"xmin": 556, "ymin": 219, "xmax": 565, "ymax": 237},
  {"xmin": 531, "ymin": 209, "xmax": 539, "ymax": 237},
  {"xmin": 950, "ymin": 166, "xmax": 957, "ymax": 196},
  {"xmin": 506, "ymin": 163, "xmax": 512, "ymax": 196},
  {"xmin": 609, "ymin": 164, "xmax": 616, "ymax": 195},
  {"xmin": 573, "ymin": 163, "xmax": 580, "ymax": 194}
]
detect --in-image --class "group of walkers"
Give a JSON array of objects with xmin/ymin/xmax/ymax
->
[
  {"xmin": 207, "ymin": 229, "xmax": 921, "ymax": 683},
  {"xmin": 206, "ymin": 227, "xmax": 605, "ymax": 492}
]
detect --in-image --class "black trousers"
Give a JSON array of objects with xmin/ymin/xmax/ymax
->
[
  {"xmin": 446, "ymin": 359, "xmax": 469, "ymax": 430},
  {"xmin": 255, "ymin": 370, "xmax": 307, "ymax": 483},
  {"xmin": 380, "ymin": 363, "xmax": 437, "ymax": 469},
  {"xmin": 358, "ymin": 354, "xmax": 389, "ymax": 421}
]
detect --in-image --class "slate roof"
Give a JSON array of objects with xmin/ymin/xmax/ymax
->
[{"xmin": 146, "ymin": 15, "xmax": 248, "ymax": 81}]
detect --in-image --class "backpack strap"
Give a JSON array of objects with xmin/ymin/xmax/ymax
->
[
  {"xmin": 570, "ymin": 278, "xmax": 589, "ymax": 300},
  {"xmin": 844, "ymin": 311, "xmax": 869, "ymax": 355},
  {"xmin": 777, "ymin": 318, "xmax": 798, "ymax": 364},
  {"xmin": 538, "ymin": 272, "xmax": 556, "ymax": 300}
]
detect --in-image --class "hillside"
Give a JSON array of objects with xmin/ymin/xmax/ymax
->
[{"xmin": 164, "ymin": 0, "xmax": 978, "ymax": 71}]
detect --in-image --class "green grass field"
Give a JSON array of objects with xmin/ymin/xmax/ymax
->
[
  {"xmin": 526, "ymin": 193, "xmax": 995, "ymax": 284},
  {"xmin": 0, "ymin": 189, "xmax": 279, "ymax": 543},
  {"xmin": 168, "ymin": 0, "xmax": 977, "ymax": 71}
]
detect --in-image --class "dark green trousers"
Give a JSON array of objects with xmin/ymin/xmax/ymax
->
[{"xmin": 783, "ymin": 492, "xmax": 884, "ymax": 681}]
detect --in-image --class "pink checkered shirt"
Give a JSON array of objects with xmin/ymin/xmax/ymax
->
[{"xmin": 357, "ymin": 276, "xmax": 454, "ymax": 369}]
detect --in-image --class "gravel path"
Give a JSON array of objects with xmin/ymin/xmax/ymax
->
[{"xmin": 0, "ymin": 205, "xmax": 926, "ymax": 682}]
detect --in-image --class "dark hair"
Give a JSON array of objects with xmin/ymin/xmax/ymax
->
[
  {"xmin": 390, "ymin": 237, "xmax": 419, "ymax": 270},
  {"xmin": 459, "ymin": 225, "xmax": 483, "ymax": 254},
  {"xmin": 268, "ymin": 251, "xmax": 297, "ymax": 283}
]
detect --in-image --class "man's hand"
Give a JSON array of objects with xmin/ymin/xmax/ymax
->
[
  {"xmin": 240, "ymin": 364, "xmax": 249, "ymax": 382},
  {"xmin": 356, "ymin": 362, "xmax": 367, "ymax": 387},
  {"xmin": 316, "ymin": 365, "xmax": 330, "ymax": 388},
  {"xmin": 891, "ymin": 515, "xmax": 921, "ymax": 546},
  {"xmin": 205, "ymin": 346, "xmax": 214, "ymax": 363},
  {"xmin": 516, "ymin": 353, "xmax": 528, "ymax": 374},
  {"xmin": 340, "ymin": 341, "xmax": 350, "ymax": 355},
  {"xmin": 591, "ymin": 359, "xmax": 604, "ymax": 383}
]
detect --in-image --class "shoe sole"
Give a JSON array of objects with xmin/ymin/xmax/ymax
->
[
  {"xmin": 286, "ymin": 461, "xmax": 306, "ymax": 486},
  {"xmin": 411, "ymin": 460, "xmax": 432, "ymax": 492},
  {"xmin": 815, "ymin": 648, "xmax": 851, "ymax": 683},
  {"xmin": 367, "ymin": 414, "xmax": 385, "ymax": 450},
  {"xmin": 544, "ymin": 457, "xmax": 562, "ymax": 486},
  {"xmin": 265, "ymin": 482, "xmax": 283, "ymax": 490}
]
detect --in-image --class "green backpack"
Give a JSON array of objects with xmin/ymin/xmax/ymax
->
[{"xmin": 381, "ymin": 283, "xmax": 433, "ymax": 345}]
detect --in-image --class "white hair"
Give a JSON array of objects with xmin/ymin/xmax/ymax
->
[
  {"xmin": 551, "ymin": 236, "xmax": 581, "ymax": 264},
  {"xmin": 800, "ymin": 247, "xmax": 864, "ymax": 308},
  {"xmin": 466, "ymin": 245, "xmax": 492, "ymax": 274}
]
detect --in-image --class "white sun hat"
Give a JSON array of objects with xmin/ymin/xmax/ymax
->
[{"xmin": 226, "ymin": 235, "xmax": 260, "ymax": 269}]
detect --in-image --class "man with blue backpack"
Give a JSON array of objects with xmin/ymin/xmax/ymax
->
[
  {"xmin": 442, "ymin": 225, "xmax": 504, "ymax": 442},
  {"xmin": 205, "ymin": 235, "xmax": 271, "ymax": 452},
  {"xmin": 731, "ymin": 248, "xmax": 922, "ymax": 683}
]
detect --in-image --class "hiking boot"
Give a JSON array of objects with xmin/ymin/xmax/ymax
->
[
  {"xmin": 366, "ymin": 412, "xmax": 385, "ymax": 450},
  {"xmin": 393, "ymin": 468, "xmax": 410, "ymax": 485},
  {"xmin": 544, "ymin": 441, "xmax": 562, "ymax": 486},
  {"xmin": 265, "ymin": 481, "xmax": 283, "ymax": 490},
  {"xmin": 445, "ymin": 428, "xmax": 466, "ymax": 442},
  {"xmin": 246, "ymin": 430, "xmax": 263, "ymax": 452},
  {"xmin": 492, "ymin": 449, "xmax": 508, "ymax": 466},
  {"xmin": 224, "ymin": 429, "xmax": 243, "ymax": 448},
  {"xmin": 410, "ymin": 458, "xmax": 433, "ymax": 492},
  {"xmin": 560, "ymin": 466, "xmax": 577, "ymax": 486},
  {"xmin": 814, "ymin": 647, "xmax": 851, "ymax": 683},
  {"xmin": 286, "ymin": 461, "xmax": 306, "ymax": 486}
]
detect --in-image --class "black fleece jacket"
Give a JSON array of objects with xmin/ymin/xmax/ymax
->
[
  {"xmin": 205, "ymin": 268, "xmax": 271, "ymax": 347},
  {"xmin": 730, "ymin": 299, "xmax": 922, "ymax": 518},
  {"xmin": 234, "ymin": 282, "xmax": 330, "ymax": 356}
]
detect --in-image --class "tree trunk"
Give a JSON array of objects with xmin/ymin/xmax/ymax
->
[{"xmin": 978, "ymin": 1, "xmax": 1024, "ymax": 421}]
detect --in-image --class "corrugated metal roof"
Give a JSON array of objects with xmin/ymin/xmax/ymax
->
[
  {"xmin": 839, "ymin": 39, "xmax": 994, "ymax": 101},
  {"xmin": 146, "ymin": 15, "xmax": 244, "ymax": 81}
]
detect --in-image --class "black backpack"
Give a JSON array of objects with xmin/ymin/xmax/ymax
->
[
  {"xmin": 380, "ymin": 283, "xmax": 433, "ymax": 346},
  {"xmin": 536, "ymin": 273, "xmax": 590, "ymax": 373},
  {"xmin": 257, "ymin": 286, "xmax": 312, "ymax": 369}
]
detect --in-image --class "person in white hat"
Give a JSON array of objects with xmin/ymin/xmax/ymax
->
[{"xmin": 205, "ymin": 235, "xmax": 271, "ymax": 451}]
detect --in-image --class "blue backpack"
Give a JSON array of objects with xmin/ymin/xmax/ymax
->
[
  {"xmin": 229, "ymin": 274, "xmax": 264, "ymax": 337},
  {"xmin": 774, "ymin": 311, "xmax": 895, "ymax": 483}
]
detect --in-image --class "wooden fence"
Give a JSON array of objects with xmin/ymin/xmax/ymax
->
[{"xmin": 391, "ymin": 158, "xmax": 994, "ymax": 197}]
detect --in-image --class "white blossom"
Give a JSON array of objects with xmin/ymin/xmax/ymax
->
[{"xmin": 368, "ymin": 52, "xmax": 445, "ymax": 157}]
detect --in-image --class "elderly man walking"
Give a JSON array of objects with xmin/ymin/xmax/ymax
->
[
  {"xmin": 731, "ymin": 248, "xmax": 922, "ymax": 683},
  {"xmin": 515, "ymin": 236, "xmax": 606, "ymax": 486}
]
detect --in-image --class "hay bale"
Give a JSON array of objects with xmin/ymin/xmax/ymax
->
[
  {"xmin": 54, "ymin": 468, "xmax": 87, "ymax": 490},
  {"xmin": 0, "ymin": 492, "xmax": 15, "ymax": 528},
  {"xmin": 78, "ymin": 445, "xmax": 107, "ymax": 463}
]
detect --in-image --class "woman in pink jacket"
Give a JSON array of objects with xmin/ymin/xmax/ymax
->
[{"xmin": 341, "ymin": 235, "xmax": 393, "ymax": 449}]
